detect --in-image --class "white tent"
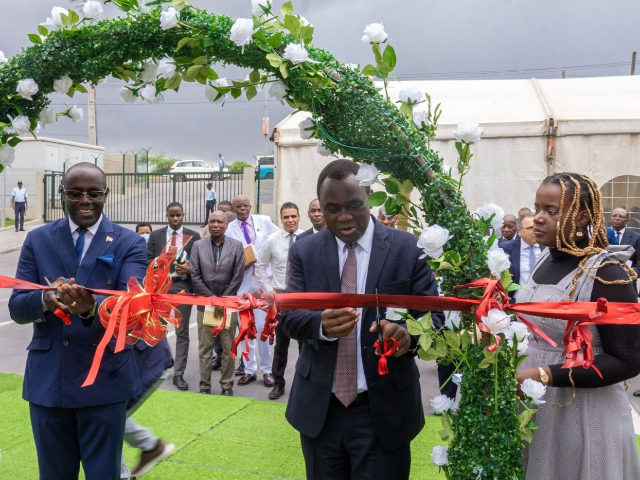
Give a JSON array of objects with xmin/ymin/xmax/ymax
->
[{"xmin": 273, "ymin": 76, "xmax": 640, "ymax": 228}]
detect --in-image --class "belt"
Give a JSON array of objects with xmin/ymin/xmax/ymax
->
[
  {"xmin": 14, "ymin": 202, "xmax": 25, "ymax": 204},
  {"xmin": 331, "ymin": 390, "xmax": 369, "ymax": 408},
  {"xmin": 171, "ymin": 274, "xmax": 188, "ymax": 281}
]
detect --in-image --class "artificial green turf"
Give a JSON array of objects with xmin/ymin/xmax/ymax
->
[{"xmin": 0, "ymin": 373, "xmax": 445, "ymax": 479}]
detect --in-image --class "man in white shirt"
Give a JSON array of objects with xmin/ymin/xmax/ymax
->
[
  {"xmin": 225, "ymin": 195, "xmax": 279, "ymax": 387},
  {"xmin": 11, "ymin": 180, "xmax": 28, "ymax": 232},
  {"xmin": 255, "ymin": 202, "xmax": 304, "ymax": 399}
]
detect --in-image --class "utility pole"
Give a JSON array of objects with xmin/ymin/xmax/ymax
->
[
  {"xmin": 632, "ymin": 52, "xmax": 637, "ymax": 76},
  {"xmin": 140, "ymin": 147, "xmax": 152, "ymax": 189},
  {"xmin": 88, "ymin": 85, "xmax": 98, "ymax": 146},
  {"xmin": 562, "ymin": 70, "xmax": 566, "ymax": 79}
]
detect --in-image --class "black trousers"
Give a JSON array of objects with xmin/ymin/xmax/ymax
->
[
  {"xmin": 300, "ymin": 394, "xmax": 411, "ymax": 480},
  {"xmin": 205, "ymin": 200, "xmax": 215, "ymax": 224},
  {"xmin": 271, "ymin": 320, "xmax": 301, "ymax": 389}
]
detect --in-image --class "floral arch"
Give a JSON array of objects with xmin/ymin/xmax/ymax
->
[{"xmin": 0, "ymin": 1, "xmax": 534, "ymax": 478}]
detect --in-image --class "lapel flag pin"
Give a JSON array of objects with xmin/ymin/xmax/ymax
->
[{"xmin": 106, "ymin": 236, "xmax": 113, "ymax": 242}]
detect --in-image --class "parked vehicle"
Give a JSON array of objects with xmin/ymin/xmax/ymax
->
[
  {"xmin": 169, "ymin": 160, "xmax": 230, "ymax": 181},
  {"xmin": 255, "ymin": 155, "xmax": 274, "ymax": 180}
]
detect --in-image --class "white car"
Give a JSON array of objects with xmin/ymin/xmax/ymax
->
[{"xmin": 169, "ymin": 160, "xmax": 230, "ymax": 181}]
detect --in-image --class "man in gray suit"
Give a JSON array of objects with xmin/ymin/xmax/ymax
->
[{"xmin": 190, "ymin": 211, "xmax": 245, "ymax": 396}]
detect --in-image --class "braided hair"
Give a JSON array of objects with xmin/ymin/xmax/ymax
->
[{"xmin": 540, "ymin": 172, "xmax": 636, "ymax": 299}]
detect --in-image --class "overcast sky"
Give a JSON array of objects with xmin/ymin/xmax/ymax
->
[{"xmin": 2, "ymin": 0, "xmax": 639, "ymax": 165}]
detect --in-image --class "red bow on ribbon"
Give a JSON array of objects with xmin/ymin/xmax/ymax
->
[{"xmin": 229, "ymin": 291, "xmax": 278, "ymax": 362}]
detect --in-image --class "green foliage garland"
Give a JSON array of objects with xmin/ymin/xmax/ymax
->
[{"xmin": 0, "ymin": 2, "xmax": 533, "ymax": 478}]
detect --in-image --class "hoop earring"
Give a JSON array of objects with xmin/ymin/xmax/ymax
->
[{"xmin": 576, "ymin": 227, "xmax": 584, "ymax": 237}]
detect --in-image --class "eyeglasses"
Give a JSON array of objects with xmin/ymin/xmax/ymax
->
[{"xmin": 63, "ymin": 187, "xmax": 108, "ymax": 201}]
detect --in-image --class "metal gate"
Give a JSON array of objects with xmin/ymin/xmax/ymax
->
[{"xmin": 44, "ymin": 172, "xmax": 244, "ymax": 225}]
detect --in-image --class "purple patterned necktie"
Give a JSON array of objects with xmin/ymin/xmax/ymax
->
[
  {"xmin": 241, "ymin": 221, "xmax": 252, "ymax": 245},
  {"xmin": 334, "ymin": 242, "xmax": 358, "ymax": 407}
]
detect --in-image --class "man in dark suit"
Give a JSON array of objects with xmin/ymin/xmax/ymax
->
[
  {"xmin": 498, "ymin": 214, "xmax": 518, "ymax": 245},
  {"xmin": 146, "ymin": 202, "xmax": 201, "ymax": 391},
  {"xmin": 296, "ymin": 198, "xmax": 325, "ymax": 241},
  {"xmin": 190, "ymin": 211, "xmax": 244, "ymax": 396},
  {"xmin": 501, "ymin": 213, "xmax": 545, "ymax": 288},
  {"xmin": 9, "ymin": 162, "xmax": 147, "ymax": 480},
  {"xmin": 281, "ymin": 159, "xmax": 443, "ymax": 479},
  {"xmin": 607, "ymin": 208, "xmax": 640, "ymax": 277}
]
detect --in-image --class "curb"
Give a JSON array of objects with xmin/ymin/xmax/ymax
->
[
  {"xmin": 0, "ymin": 218, "xmax": 41, "ymax": 233},
  {"xmin": 0, "ymin": 219, "xmax": 43, "ymax": 255}
]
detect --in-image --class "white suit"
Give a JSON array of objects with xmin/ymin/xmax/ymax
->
[{"xmin": 226, "ymin": 214, "xmax": 279, "ymax": 375}]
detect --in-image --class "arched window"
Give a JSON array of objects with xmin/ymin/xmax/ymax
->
[{"xmin": 600, "ymin": 175, "xmax": 640, "ymax": 232}]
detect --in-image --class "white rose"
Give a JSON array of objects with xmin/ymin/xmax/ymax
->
[
  {"xmin": 316, "ymin": 141, "xmax": 331, "ymax": 157},
  {"xmin": 205, "ymin": 79, "xmax": 229, "ymax": 104},
  {"xmin": 268, "ymin": 80, "xmax": 287, "ymax": 103},
  {"xmin": 517, "ymin": 338, "xmax": 529, "ymax": 356},
  {"xmin": 442, "ymin": 163, "xmax": 455, "ymax": 177},
  {"xmin": 508, "ymin": 322, "xmax": 529, "ymax": 343},
  {"xmin": 67, "ymin": 105, "xmax": 83, "ymax": 122},
  {"xmin": 417, "ymin": 224, "xmax": 452, "ymax": 259},
  {"xmin": 160, "ymin": 7, "xmax": 179, "ymax": 30},
  {"xmin": 475, "ymin": 203, "xmax": 505, "ymax": 231},
  {"xmin": 430, "ymin": 445, "xmax": 449, "ymax": 466},
  {"xmin": 83, "ymin": 1, "xmax": 103, "ymax": 19},
  {"xmin": 452, "ymin": 373, "xmax": 463, "ymax": 386},
  {"xmin": 453, "ymin": 122, "xmax": 483, "ymax": 144},
  {"xmin": 140, "ymin": 84, "xmax": 161, "ymax": 104},
  {"xmin": 53, "ymin": 75, "xmax": 73, "ymax": 94},
  {"xmin": 251, "ymin": 0, "xmax": 270, "ymax": 16},
  {"xmin": 298, "ymin": 117, "xmax": 315, "ymax": 140},
  {"xmin": 361, "ymin": 23, "xmax": 388, "ymax": 44},
  {"xmin": 413, "ymin": 109, "xmax": 431, "ymax": 127},
  {"xmin": 0, "ymin": 144, "xmax": 16, "ymax": 167},
  {"xmin": 283, "ymin": 43, "xmax": 314, "ymax": 65},
  {"xmin": 157, "ymin": 58, "xmax": 177, "ymax": 80},
  {"xmin": 16, "ymin": 78, "xmax": 39, "ymax": 100},
  {"xmin": 0, "ymin": 51, "xmax": 8, "ymax": 64},
  {"xmin": 119, "ymin": 87, "xmax": 138, "ymax": 104},
  {"xmin": 39, "ymin": 108, "xmax": 57, "ymax": 125},
  {"xmin": 430, "ymin": 395, "xmax": 455, "ymax": 414},
  {"xmin": 49, "ymin": 6, "xmax": 69, "ymax": 29},
  {"xmin": 481, "ymin": 309, "xmax": 511, "ymax": 335},
  {"xmin": 521, "ymin": 378, "xmax": 546, "ymax": 405},
  {"xmin": 140, "ymin": 61, "xmax": 158, "ymax": 83},
  {"xmin": 399, "ymin": 85, "xmax": 423, "ymax": 104},
  {"xmin": 355, "ymin": 162, "xmax": 380, "ymax": 187},
  {"xmin": 444, "ymin": 311, "xmax": 461, "ymax": 330},
  {"xmin": 11, "ymin": 115, "xmax": 31, "ymax": 135},
  {"xmin": 230, "ymin": 18, "xmax": 254, "ymax": 47},
  {"xmin": 486, "ymin": 246, "xmax": 511, "ymax": 277},
  {"xmin": 385, "ymin": 307, "xmax": 406, "ymax": 321}
]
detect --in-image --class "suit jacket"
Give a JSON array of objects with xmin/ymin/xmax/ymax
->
[
  {"xmin": 225, "ymin": 214, "xmax": 279, "ymax": 294},
  {"xmin": 9, "ymin": 216, "xmax": 147, "ymax": 408},
  {"xmin": 190, "ymin": 235, "xmax": 245, "ymax": 312},
  {"xmin": 498, "ymin": 232, "xmax": 519, "ymax": 246},
  {"xmin": 296, "ymin": 227, "xmax": 315, "ymax": 242},
  {"xmin": 501, "ymin": 238, "xmax": 546, "ymax": 286},
  {"xmin": 607, "ymin": 227, "xmax": 640, "ymax": 276},
  {"xmin": 146, "ymin": 226, "xmax": 201, "ymax": 274},
  {"xmin": 281, "ymin": 218, "xmax": 443, "ymax": 451}
]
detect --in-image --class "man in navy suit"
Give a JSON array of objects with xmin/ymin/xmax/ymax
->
[
  {"xmin": 296, "ymin": 198, "xmax": 325, "ymax": 241},
  {"xmin": 607, "ymin": 207, "xmax": 640, "ymax": 277},
  {"xmin": 501, "ymin": 213, "xmax": 545, "ymax": 288},
  {"xmin": 281, "ymin": 159, "xmax": 443, "ymax": 479},
  {"xmin": 9, "ymin": 163, "xmax": 147, "ymax": 480}
]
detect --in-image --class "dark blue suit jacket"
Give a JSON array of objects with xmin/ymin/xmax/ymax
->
[
  {"xmin": 501, "ymin": 238, "xmax": 546, "ymax": 286},
  {"xmin": 281, "ymin": 218, "xmax": 442, "ymax": 451},
  {"xmin": 295, "ymin": 227, "xmax": 315, "ymax": 242},
  {"xmin": 9, "ymin": 216, "xmax": 147, "ymax": 408},
  {"xmin": 607, "ymin": 227, "xmax": 640, "ymax": 276}
]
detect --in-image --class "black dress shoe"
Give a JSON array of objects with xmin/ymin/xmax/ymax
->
[
  {"xmin": 235, "ymin": 363, "xmax": 245, "ymax": 377},
  {"xmin": 173, "ymin": 375, "xmax": 188, "ymax": 391},
  {"xmin": 221, "ymin": 389, "xmax": 233, "ymax": 396},
  {"xmin": 269, "ymin": 385, "xmax": 284, "ymax": 400},
  {"xmin": 633, "ymin": 390, "xmax": 640, "ymax": 397},
  {"xmin": 199, "ymin": 389, "xmax": 211, "ymax": 394},
  {"xmin": 211, "ymin": 357, "xmax": 222, "ymax": 371}
]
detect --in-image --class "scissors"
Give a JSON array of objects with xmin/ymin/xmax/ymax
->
[{"xmin": 375, "ymin": 288, "xmax": 384, "ymax": 348}]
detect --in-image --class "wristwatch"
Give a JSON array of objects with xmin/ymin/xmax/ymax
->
[
  {"xmin": 79, "ymin": 302, "xmax": 98, "ymax": 320},
  {"xmin": 538, "ymin": 366, "xmax": 550, "ymax": 386}
]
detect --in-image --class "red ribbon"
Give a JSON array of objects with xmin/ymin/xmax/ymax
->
[
  {"xmin": 8, "ymin": 269, "xmax": 640, "ymax": 386},
  {"xmin": 373, "ymin": 337, "xmax": 398, "ymax": 375}
]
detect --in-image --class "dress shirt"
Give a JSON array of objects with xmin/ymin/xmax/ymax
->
[
  {"xmin": 321, "ymin": 217, "xmax": 375, "ymax": 393},
  {"xmin": 211, "ymin": 238, "xmax": 224, "ymax": 269},
  {"xmin": 12, "ymin": 187, "xmax": 27, "ymax": 203},
  {"xmin": 165, "ymin": 225, "xmax": 184, "ymax": 251},
  {"xmin": 69, "ymin": 215, "xmax": 103, "ymax": 263},
  {"xmin": 241, "ymin": 215, "xmax": 257, "ymax": 244},
  {"xmin": 614, "ymin": 228, "xmax": 626, "ymax": 245},
  {"xmin": 312, "ymin": 227, "xmax": 322, "ymax": 234},
  {"xmin": 219, "ymin": 156, "xmax": 225, "ymax": 168},
  {"xmin": 206, "ymin": 188, "xmax": 216, "ymax": 201},
  {"xmin": 519, "ymin": 241, "xmax": 541, "ymax": 286},
  {"xmin": 255, "ymin": 228, "xmax": 304, "ymax": 292}
]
